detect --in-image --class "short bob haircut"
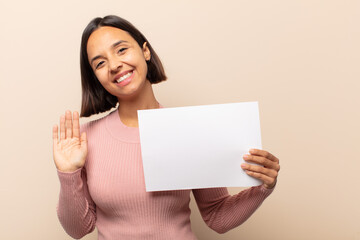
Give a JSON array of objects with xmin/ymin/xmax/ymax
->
[{"xmin": 80, "ymin": 15, "xmax": 167, "ymax": 117}]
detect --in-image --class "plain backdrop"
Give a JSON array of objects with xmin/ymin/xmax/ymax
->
[{"xmin": 0, "ymin": 0, "xmax": 359, "ymax": 239}]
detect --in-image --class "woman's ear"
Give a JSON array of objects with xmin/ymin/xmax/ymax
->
[{"xmin": 142, "ymin": 42, "xmax": 151, "ymax": 61}]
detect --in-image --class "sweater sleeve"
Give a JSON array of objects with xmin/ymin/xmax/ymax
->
[
  {"xmin": 56, "ymin": 167, "xmax": 96, "ymax": 239},
  {"xmin": 192, "ymin": 185, "xmax": 274, "ymax": 234}
]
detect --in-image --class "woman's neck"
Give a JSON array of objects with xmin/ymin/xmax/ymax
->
[{"xmin": 117, "ymin": 81, "xmax": 159, "ymax": 127}]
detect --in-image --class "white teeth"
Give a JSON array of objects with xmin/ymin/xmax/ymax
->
[{"xmin": 117, "ymin": 72, "xmax": 132, "ymax": 83}]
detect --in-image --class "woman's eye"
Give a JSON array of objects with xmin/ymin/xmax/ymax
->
[
  {"xmin": 95, "ymin": 61, "xmax": 104, "ymax": 69},
  {"xmin": 118, "ymin": 48, "xmax": 127, "ymax": 54}
]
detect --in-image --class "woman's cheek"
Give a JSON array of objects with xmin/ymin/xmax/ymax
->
[
  {"xmin": 121, "ymin": 54, "xmax": 135, "ymax": 64},
  {"xmin": 94, "ymin": 74, "xmax": 109, "ymax": 91}
]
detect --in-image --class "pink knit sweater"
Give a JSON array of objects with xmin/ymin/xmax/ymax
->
[{"xmin": 56, "ymin": 109, "xmax": 274, "ymax": 240}]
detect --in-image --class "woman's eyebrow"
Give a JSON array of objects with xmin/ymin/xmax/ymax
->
[
  {"xmin": 112, "ymin": 40, "xmax": 128, "ymax": 48},
  {"xmin": 90, "ymin": 40, "xmax": 129, "ymax": 65},
  {"xmin": 90, "ymin": 55, "xmax": 102, "ymax": 65}
]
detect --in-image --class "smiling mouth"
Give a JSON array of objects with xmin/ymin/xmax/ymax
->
[{"xmin": 116, "ymin": 71, "xmax": 133, "ymax": 83}]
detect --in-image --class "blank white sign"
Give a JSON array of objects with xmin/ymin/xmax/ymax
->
[{"xmin": 138, "ymin": 102, "xmax": 263, "ymax": 192}]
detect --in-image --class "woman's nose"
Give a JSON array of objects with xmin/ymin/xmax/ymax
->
[{"xmin": 109, "ymin": 58, "xmax": 122, "ymax": 73}]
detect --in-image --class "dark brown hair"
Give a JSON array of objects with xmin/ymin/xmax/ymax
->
[{"xmin": 80, "ymin": 15, "xmax": 167, "ymax": 117}]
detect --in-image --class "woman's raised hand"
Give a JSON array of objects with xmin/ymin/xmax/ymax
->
[
  {"xmin": 241, "ymin": 149, "xmax": 280, "ymax": 189},
  {"xmin": 52, "ymin": 111, "xmax": 88, "ymax": 173}
]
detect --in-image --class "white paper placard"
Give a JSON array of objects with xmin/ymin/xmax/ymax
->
[{"xmin": 138, "ymin": 102, "xmax": 263, "ymax": 192}]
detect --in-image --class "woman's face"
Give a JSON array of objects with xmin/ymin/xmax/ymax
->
[{"xmin": 87, "ymin": 26, "xmax": 151, "ymax": 100}]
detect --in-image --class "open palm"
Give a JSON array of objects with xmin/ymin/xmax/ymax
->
[{"xmin": 53, "ymin": 111, "xmax": 87, "ymax": 173}]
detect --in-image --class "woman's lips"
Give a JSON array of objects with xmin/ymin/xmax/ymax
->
[{"xmin": 115, "ymin": 71, "xmax": 134, "ymax": 87}]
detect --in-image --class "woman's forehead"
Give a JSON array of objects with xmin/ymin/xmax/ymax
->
[{"xmin": 87, "ymin": 26, "xmax": 134, "ymax": 52}]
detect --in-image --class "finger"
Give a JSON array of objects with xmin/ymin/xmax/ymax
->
[
  {"xmin": 241, "ymin": 163, "xmax": 278, "ymax": 178},
  {"xmin": 53, "ymin": 125, "xmax": 59, "ymax": 144},
  {"xmin": 243, "ymin": 154, "xmax": 280, "ymax": 171},
  {"xmin": 250, "ymin": 149, "xmax": 279, "ymax": 163},
  {"xmin": 245, "ymin": 170, "xmax": 275, "ymax": 187},
  {"xmin": 65, "ymin": 110, "xmax": 72, "ymax": 139},
  {"xmin": 72, "ymin": 111, "xmax": 80, "ymax": 139},
  {"xmin": 60, "ymin": 115, "xmax": 66, "ymax": 140}
]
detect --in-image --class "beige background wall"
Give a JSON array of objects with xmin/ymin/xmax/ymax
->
[{"xmin": 1, "ymin": 0, "xmax": 359, "ymax": 239}]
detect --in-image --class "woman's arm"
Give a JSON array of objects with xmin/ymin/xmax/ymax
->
[
  {"xmin": 193, "ymin": 149, "xmax": 279, "ymax": 234},
  {"xmin": 192, "ymin": 185, "xmax": 273, "ymax": 234},
  {"xmin": 57, "ymin": 168, "xmax": 97, "ymax": 238},
  {"xmin": 53, "ymin": 111, "xmax": 96, "ymax": 238}
]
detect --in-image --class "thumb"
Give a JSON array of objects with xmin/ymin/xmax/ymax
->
[{"xmin": 80, "ymin": 132, "xmax": 87, "ymax": 150}]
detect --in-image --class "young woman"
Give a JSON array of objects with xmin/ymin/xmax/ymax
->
[{"xmin": 53, "ymin": 15, "xmax": 280, "ymax": 240}]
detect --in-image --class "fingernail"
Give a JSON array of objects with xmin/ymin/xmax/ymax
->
[
  {"xmin": 241, "ymin": 163, "xmax": 246, "ymax": 168},
  {"xmin": 243, "ymin": 154, "xmax": 249, "ymax": 159}
]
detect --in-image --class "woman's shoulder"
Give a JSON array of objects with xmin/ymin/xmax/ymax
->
[{"xmin": 80, "ymin": 109, "xmax": 117, "ymax": 134}]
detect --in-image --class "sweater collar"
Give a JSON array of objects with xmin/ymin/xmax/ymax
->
[{"xmin": 105, "ymin": 104, "xmax": 163, "ymax": 143}]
